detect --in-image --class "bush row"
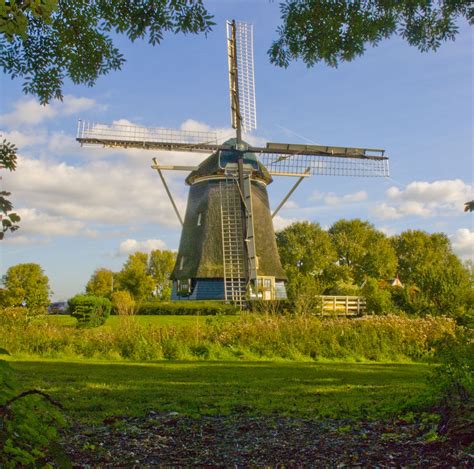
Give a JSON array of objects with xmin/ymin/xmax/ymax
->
[{"xmin": 136, "ymin": 300, "xmax": 239, "ymax": 316}]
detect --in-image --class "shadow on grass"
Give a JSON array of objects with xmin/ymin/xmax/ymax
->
[{"xmin": 11, "ymin": 360, "xmax": 433, "ymax": 422}]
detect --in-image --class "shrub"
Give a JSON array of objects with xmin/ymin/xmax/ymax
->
[
  {"xmin": 137, "ymin": 300, "xmax": 238, "ymax": 316},
  {"xmin": 362, "ymin": 277, "xmax": 394, "ymax": 314},
  {"xmin": 68, "ymin": 295, "xmax": 111, "ymax": 327},
  {"xmin": 430, "ymin": 330, "xmax": 473, "ymax": 403},
  {"xmin": 111, "ymin": 290, "xmax": 136, "ymax": 315}
]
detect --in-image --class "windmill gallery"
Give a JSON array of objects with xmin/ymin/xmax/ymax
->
[{"xmin": 77, "ymin": 20, "xmax": 389, "ymax": 307}]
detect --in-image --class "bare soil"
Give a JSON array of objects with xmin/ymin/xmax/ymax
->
[{"xmin": 61, "ymin": 412, "xmax": 473, "ymax": 467}]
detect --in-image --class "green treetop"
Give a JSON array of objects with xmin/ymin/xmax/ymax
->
[{"xmin": 1, "ymin": 263, "xmax": 51, "ymax": 315}]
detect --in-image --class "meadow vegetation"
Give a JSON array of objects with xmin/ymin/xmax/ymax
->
[{"xmin": 0, "ymin": 308, "xmax": 458, "ymax": 362}]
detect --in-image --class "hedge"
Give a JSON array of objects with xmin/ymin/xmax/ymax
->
[
  {"xmin": 68, "ymin": 295, "xmax": 112, "ymax": 327},
  {"xmin": 136, "ymin": 301, "xmax": 239, "ymax": 316}
]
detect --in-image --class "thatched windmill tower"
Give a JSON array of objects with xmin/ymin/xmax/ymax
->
[{"xmin": 77, "ymin": 20, "xmax": 389, "ymax": 306}]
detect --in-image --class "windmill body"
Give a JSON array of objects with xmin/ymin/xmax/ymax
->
[
  {"xmin": 76, "ymin": 20, "xmax": 389, "ymax": 307},
  {"xmin": 171, "ymin": 141, "xmax": 287, "ymax": 302}
]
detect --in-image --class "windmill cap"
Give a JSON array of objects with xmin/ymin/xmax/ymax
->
[{"xmin": 186, "ymin": 139, "xmax": 272, "ymax": 185}]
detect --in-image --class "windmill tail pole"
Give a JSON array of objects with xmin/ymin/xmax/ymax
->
[{"xmin": 152, "ymin": 158, "xmax": 184, "ymax": 227}]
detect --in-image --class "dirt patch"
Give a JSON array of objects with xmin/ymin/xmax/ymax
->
[{"xmin": 59, "ymin": 412, "xmax": 473, "ymax": 467}]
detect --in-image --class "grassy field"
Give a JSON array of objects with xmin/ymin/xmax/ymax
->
[{"xmin": 9, "ymin": 358, "xmax": 433, "ymax": 423}]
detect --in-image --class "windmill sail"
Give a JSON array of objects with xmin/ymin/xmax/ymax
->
[
  {"xmin": 249, "ymin": 142, "xmax": 389, "ymax": 177},
  {"xmin": 227, "ymin": 21, "xmax": 257, "ymax": 135},
  {"xmin": 76, "ymin": 120, "xmax": 220, "ymax": 153}
]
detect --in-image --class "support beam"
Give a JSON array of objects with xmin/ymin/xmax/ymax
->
[
  {"xmin": 271, "ymin": 168, "xmax": 310, "ymax": 219},
  {"xmin": 152, "ymin": 158, "xmax": 184, "ymax": 227},
  {"xmin": 151, "ymin": 164, "xmax": 198, "ymax": 171}
]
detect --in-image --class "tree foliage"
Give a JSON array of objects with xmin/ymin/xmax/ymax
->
[
  {"xmin": 276, "ymin": 221, "xmax": 341, "ymax": 304},
  {"xmin": 68, "ymin": 294, "xmax": 111, "ymax": 327},
  {"xmin": 269, "ymin": 0, "xmax": 473, "ymax": 68},
  {"xmin": 0, "ymin": 0, "xmax": 215, "ymax": 104},
  {"xmin": 148, "ymin": 249, "xmax": 177, "ymax": 300},
  {"xmin": 0, "ymin": 138, "xmax": 21, "ymax": 240},
  {"xmin": 1, "ymin": 263, "xmax": 50, "ymax": 315},
  {"xmin": 116, "ymin": 252, "xmax": 155, "ymax": 301},
  {"xmin": 328, "ymin": 219, "xmax": 397, "ymax": 284},
  {"xmin": 276, "ymin": 221, "xmax": 471, "ymax": 320},
  {"xmin": 392, "ymin": 230, "xmax": 472, "ymax": 320},
  {"xmin": 85, "ymin": 268, "xmax": 114, "ymax": 298}
]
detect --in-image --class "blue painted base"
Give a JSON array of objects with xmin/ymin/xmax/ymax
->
[
  {"xmin": 172, "ymin": 279, "xmax": 225, "ymax": 300},
  {"xmin": 172, "ymin": 279, "xmax": 287, "ymax": 301}
]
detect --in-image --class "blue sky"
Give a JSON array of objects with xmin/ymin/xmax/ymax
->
[{"xmin": 1, "ymin": 1, "xmax": 472, "ymax": 300}]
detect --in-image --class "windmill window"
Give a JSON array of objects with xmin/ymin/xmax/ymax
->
[
  {"xmin": 179, "ymin": 256, "xmax": 185, "ymax": 270},
  {"xmin": 197, "ymin": 213, "xmax": 202, "ymax": 226}
]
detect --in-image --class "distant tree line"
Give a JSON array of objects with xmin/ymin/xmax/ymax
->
[
  {"xmin": 86, "ymin": 249, "xmax": 176, "ymax": 301},
  {"xmin": 1, "ymin": 220, "xmax": 472, "ymax": 323},
  {"xmin": 277, "ymin": 219, "xmax": 473, "ymax": 323}
]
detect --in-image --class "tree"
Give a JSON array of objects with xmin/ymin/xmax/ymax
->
[
  {"xmin": 0, "ymin": 138, "xmax": 21, "ymax": 240},
  {"xmin": 392, "ymin": 230, "xmax": 451, "ymax": 283},
  {"xmin": 1, "ymin": 263, "xmax": 50, "ymax": 315},
  {"xmin": 148, "ymin": 249, "xmax": 176, "ymax": 300},
  {"xmin": 0, "ymin": 0, "xmax": 214, "ymax": 104},
  {"xmin": 116, "ymin": 252, "xmax": 155, "ymax": 301},
  {"xmin": 276, "ymin": 221, "xmax": 342, "ymax": 304},
  {"xmin": 328, "ymin": 219, "xmax": 397, "ymax": 284},
  {"xmin": 85, "ymin": 268, "xmax": 114, "ymax": 298},
  {"xmin": 269, "ymin": 0, "xmax": 473, "ymax": 68},
  {"xmin": 392, "ymin": 230, "xmax": 471, "ymax": 318}
]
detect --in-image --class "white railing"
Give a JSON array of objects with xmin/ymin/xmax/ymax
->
[{"xmin": 318, "ymin": 295, "xmax": 366, "ymax": 316}]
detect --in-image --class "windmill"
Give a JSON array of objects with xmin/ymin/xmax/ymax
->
[{"xmin": 77, "ymin": 20, "xmax": 389, "ymax": 307}]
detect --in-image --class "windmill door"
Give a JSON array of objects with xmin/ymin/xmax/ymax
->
[{"xmin": 257, "ymin": 276, "xmax": 275, "ymax": 300}]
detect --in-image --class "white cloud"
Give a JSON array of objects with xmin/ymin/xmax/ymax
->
[
  {"xmin": 311, "ymin": 190, "xmax": 367, "ymax": 206},
  {"xmin": 451, "ymin": 228, "xmax": 474, "ymax": 260},
  {"xmin": 4, "ymin": 155, "xmax": 184, "ymax": 228},
  {"xmin": 180, "ymin": 119, "xmax": 212, "ymax": 133},
  {"xmin": 373, "ymin": 179, "xmax": 473, "ymax": 220},
  {"xmin": 12, "ymin": 208, "xmax": 88, "ymax": 237},
  {"xmin": 2, "ymin": 129, "xmax": 48, "ymax": 148},
  {"xmin": 0, "ymin": 99, "xmax": 57, "ymax": 127},
  {"xmin": 118, "ymin": 238, "xmax": 167, "ymax": 256},
  {"xmin": 62, "ymin": 95, "xmax": 98, "ymax": 115},
  {"xmin": 272, "ymin": 215, "xmax": 304, "ymax": 231},
  {"xmin": 0, "ymin": 95, "xmax": 99, "ymax": 128},
  {"xmin": 47, "ymin": 132, "xmax": 78, "ymax": 155}
]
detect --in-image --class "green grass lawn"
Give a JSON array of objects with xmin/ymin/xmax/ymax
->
[
  {"xmin": 44, "ymin": 314, "xmax": 238, "ymax": 328},
  {"xmin": 9, "ymin": 358, "xmax": 433, "ymax": 423}
]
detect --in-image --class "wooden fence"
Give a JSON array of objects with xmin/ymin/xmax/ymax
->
[{"xmin": 318, "ymin": 295, "xmax": 366, "ymax": 316}]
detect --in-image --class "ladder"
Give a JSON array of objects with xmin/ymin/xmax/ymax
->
[{"xmin": 220, "ymin": 178, "xmax": 247, "ymax": 307}]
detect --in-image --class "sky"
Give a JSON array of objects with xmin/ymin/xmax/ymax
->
[{"xmin": 1, "ymin": 1, "xmax": 473, "ymax": 301}]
